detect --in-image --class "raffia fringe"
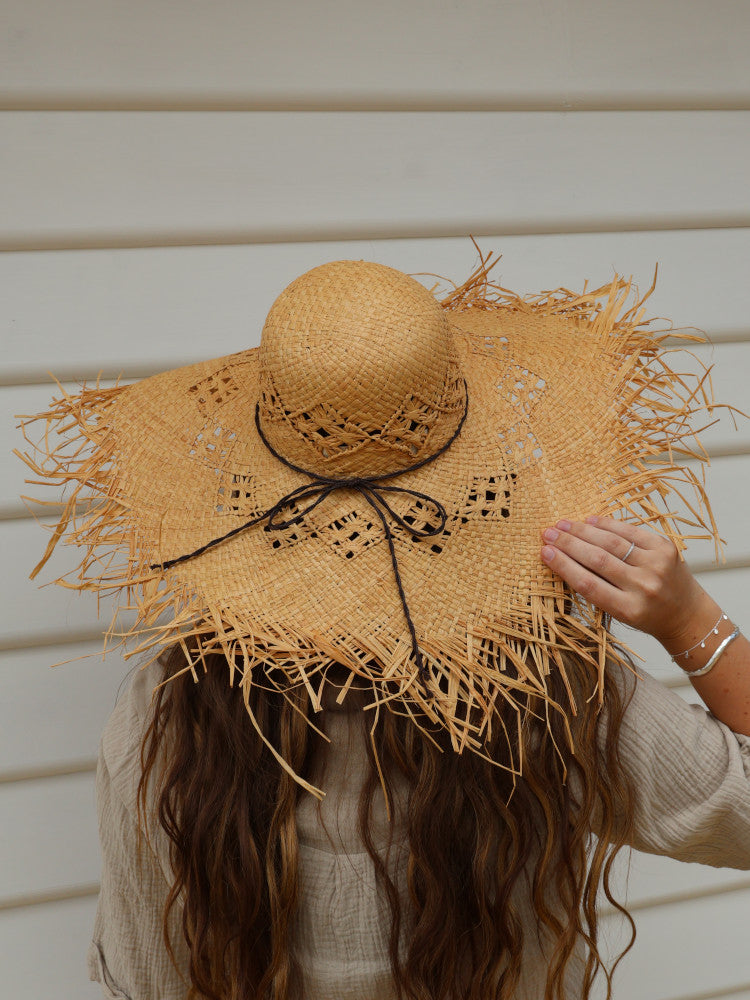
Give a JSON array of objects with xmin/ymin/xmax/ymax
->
[{"xmin": 14, "ymin": 251, "xmax": 743, "ymax": 798}]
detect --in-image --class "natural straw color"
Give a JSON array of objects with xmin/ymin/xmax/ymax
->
[{"xmin": 15, "ymin": 251, "xmax": 730, "ymax": 799}]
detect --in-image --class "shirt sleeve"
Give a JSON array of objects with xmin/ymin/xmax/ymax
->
[
  {"xmin": 87, "ymin": 692, "xmax": 191, "ymax": 999},
  {"xmin": 605, "ymin": 662, "xmax": 750, "ymax": 869}
]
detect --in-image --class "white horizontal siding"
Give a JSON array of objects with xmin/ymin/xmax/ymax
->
[
  {"xmin": 601, "ymin": 889, "xmax": 750, "ymax": 1000},
  {"xmin": 0, "ymin": 773, "xmax": 99, "ymax": 901},
  {"xmin": 0, "ymin": 518, "xmax": 139, "ymax": 650},
  {"xmin": 675, "ymin": 992, "xmax": 750, "ymax": 1000},
  {"xmin": 0, "ymin": 896, "xmax": 101, "ymax": 999},
  {"xmin": 3, "ymin": 230, "xmax": 749, "ymax": 382},
  {"xmin": 0, "ymin": 641, "xmax": 128, "ymax": 775},
  {"xmin": 2, "ymin": 112, "xmax": 750, "ymax": 250},
  {"xmin": 656, "ymin": 454, "xmax": 750, "ymax": 567},
  {"xmin": 1, "ymin": 0, "xmax": 749, "ymax": 109},
  {"xmin": 611, "ymin": 839, "xmax": 750, "ymax": 913}
]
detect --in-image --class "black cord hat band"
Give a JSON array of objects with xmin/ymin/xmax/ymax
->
[{"xmin": 151, "ymin": 379, "xmax": 470, "ymax": 696}]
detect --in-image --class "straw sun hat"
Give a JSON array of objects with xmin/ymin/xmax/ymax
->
[{"xmin": 16, "ymin": 251, "xmax": 724, "ymax": 796}]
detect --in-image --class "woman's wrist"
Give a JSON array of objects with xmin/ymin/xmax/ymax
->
[
  {"xmin": 667, "ymin": 615, "xmax": 750, "ymax": 735},
  {"xmin": 652, "ymin": 589, "xmax": 738, "ymax": 674},
  {"xmin": 651, "ymin": 586, "xmax": 717, "ymax": 656},
  {"xmin": 653, "ymin": 580, "xmax": 745, "ymax": 680}
]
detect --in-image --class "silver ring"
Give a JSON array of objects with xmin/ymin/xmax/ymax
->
[{"xmin": 621, "ymin": 540, "xmax": 636, "ymax": 563}]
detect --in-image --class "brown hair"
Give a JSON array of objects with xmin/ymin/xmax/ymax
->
[{"xmin": 137, "ymin": 636, "xmax": 637, "ymax": 1000}]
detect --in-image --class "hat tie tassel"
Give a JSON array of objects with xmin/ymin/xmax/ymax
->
[{"xmin": 151, "ymin": 384, "xmax": 470, "ymax": 697}]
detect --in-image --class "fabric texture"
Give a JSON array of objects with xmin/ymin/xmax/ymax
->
[{"xmin": 88, "ymin": 656, "xmax": 750, "ymax": 1000}]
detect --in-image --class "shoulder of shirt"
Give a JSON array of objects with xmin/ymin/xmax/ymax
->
[{"xmin": 99, "ymin": 655, "xmax": 166, "ymax": 818}]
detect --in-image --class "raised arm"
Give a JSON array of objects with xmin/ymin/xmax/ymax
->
[{"xmin": 539, "ymin": 515, "xmax": 750, "ymax": 736}]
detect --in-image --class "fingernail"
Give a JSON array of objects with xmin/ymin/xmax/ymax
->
[
  {"xmin": 543, "ymin": 527, "xmax": 559, "ymax": 542},
  {"xmin": 586, "ymin": 515, "xmax": 599, "ymax": 525},
  {"xmin": 542, "ymin": 546, "xmax": 556, "ymax": 560},
  {"xmin": 556, "ymin": 519, "xmax": 572, "ymax": 531}
]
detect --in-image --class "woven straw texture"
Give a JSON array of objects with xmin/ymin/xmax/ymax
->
[{"xmin": 15, "ymin": 255, "xmax": 725, "ymax": 797}]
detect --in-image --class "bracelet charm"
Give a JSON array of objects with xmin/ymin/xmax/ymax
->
[
  {"xmin": 673, "ymin": 612, "xmax": 728, "ymax": 661},
  {"xmin": 676, "ymin": 625, "xmax": 741, "ymax": 678}
]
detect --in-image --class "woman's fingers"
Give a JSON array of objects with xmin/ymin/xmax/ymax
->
[
  {"xmin": 582, "ymin": 514, "xmax": 662, "ymax": 551},
  {"xmin": 542, "ymin": 520, "xmax": 638, "ymax": 586},
  {"xmin": 540, "ymin": 538, "xmax": 628, "ymax": 620},
  {"xmin": 539, "ymin": 515, "xmax": 703, "ymax": 638},
  {"xmin": 553, "ymin": 521, "xmax": 640, "ymax": 572}
]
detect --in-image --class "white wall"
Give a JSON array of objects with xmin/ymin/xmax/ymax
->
[{"xmin": 1, "ymin": 3, "xmax": 749, "ymax": 998}]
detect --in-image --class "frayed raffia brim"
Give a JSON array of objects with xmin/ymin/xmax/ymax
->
[{"xmin": 15, "ymin": 253, "xmax": 728, "ymax": 798}]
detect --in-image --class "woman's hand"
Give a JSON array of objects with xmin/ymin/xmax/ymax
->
[
  {"xmin": 539, "ymin": 514, "xmax": 704, "ymax": 645},
  {"xmin": 540, "ymin": 514, "xmax": 750, "ymax": 735}
]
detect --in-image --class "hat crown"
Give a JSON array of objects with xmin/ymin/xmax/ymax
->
[{"xmin": 258, "ymin": 260, "xmax": 467, "ymax": 477}]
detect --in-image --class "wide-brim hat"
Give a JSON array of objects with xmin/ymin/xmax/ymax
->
[{"xmin": 16, "ymin": 252, "xmax": 724, "ymax": 796}]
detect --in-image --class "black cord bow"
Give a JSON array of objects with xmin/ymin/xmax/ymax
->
[{"xmin": 151, "ymin": 379, "xmax": 469, "ymax": 697}]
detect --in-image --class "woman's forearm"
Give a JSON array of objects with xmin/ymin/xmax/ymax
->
[
  {"xmin": 540, "ymin": 516, "xmax": 750, "ymax": 737},
  {"xmin": 654, "ymin": 586, "xmax": 750, "ymax": 737}
]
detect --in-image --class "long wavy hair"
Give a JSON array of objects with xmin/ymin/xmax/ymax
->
[{"xmin": 137, "ymin": 632, "xmax": 637, "ymax": 1000}]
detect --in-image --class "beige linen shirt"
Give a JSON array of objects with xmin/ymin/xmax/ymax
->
[{"xmin": 88, "ymin": 657, "xmax": 750, "ymax": 999}]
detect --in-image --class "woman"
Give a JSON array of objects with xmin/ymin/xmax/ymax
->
[{"xmin": 18, "ymin": 256, "xmax": 750, "ymax": 999}]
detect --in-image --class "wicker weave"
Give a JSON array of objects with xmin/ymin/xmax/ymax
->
[{"xmin": 15, "ymin": 253, "xmax": 726, "ymax": 798}]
